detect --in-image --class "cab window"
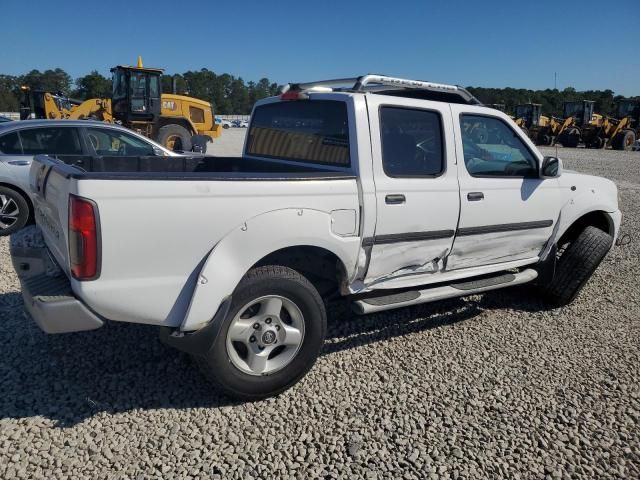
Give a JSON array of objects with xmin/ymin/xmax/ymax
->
[
  {"xmin": 19, "ymin": 127, "xmax": 83, "ymax": 155},
  {"xmin": 460, "ymin": 115, "xmax": 537, "ymax": 177},
  {"xmin": 86, "ymin": 127, "xmax": 155, "ymax": 156}
]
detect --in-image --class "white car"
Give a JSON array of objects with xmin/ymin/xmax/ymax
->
[
  {"xmin": 0, "ymin": 120, "xmax": 179, "ymax": 236},
  {"xmin": 11, "ymin": 75, "xmax": 621, "ymax": 399}
]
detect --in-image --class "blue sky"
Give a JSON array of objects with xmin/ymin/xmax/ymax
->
[{"xmin": 1, "ymin": 0, "xmax": 638, "ymax": 95}]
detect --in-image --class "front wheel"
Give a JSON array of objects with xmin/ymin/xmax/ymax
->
[
  {"xmin": 194, "ymin": 266, "xmax": 326, "ymax": 400},
  {"xmin": 540, "ymin": 226, "xmax": 612, "ymax": 306}
]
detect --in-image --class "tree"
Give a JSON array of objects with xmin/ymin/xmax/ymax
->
[
  {"xmin": 0, "ymin": 75, "xmax": 19, "ymax": 111},
  {"xmin": 20, "ymin": 68, "xmax": 72, "ymax": 94},
  {"xmin": 74, "ymin": 70, "xmax": 111, "ymax": 100}
]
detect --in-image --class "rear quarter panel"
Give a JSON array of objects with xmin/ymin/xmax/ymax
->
[{"xmin": 74, "ymin": 177, "xmax": 361, "ymax": 328}]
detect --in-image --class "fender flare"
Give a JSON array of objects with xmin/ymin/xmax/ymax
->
[
  {"xmin": 550, "ymin": 193, "xmax": 618, "ymax": 253},
  {"xmin": 181, "ymin": 208, "xmax": 361, "ymax": 331}
]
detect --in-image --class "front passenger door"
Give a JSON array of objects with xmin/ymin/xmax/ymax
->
[{"xmin": 448, "ymin": 109, "xmax": 562, "ymax": 270}]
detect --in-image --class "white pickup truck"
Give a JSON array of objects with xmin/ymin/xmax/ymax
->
[{"xmin": 11, "ymin": 75, "xmax": 621, "ymax": 399}]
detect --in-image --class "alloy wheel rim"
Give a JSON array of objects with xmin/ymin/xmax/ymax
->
[
  {"xmin": 226, "ymin": 295, "xmax": 305, "ymax": 376},
  {"xmin": 0, "ymin": 195, "xmax": 19, "ymax": 230}
]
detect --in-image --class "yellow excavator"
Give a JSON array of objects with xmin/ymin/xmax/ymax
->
[
  {"xmin": 20, "ymin": 57, "xmax": 222, "ymax": 151},
  {"xmin": 582, "ymin": 99, "xmax": 639, "ymax": 150}
]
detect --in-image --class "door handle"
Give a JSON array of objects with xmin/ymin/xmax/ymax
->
[
  {"xmin": 467, "ymin": 192, "xmax": 484, "ymax": 201},
  {"xmin": 385, "ymin": 194, "xmax": 406, "ymax": 205}
]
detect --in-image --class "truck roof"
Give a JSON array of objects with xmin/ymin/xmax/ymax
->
[{"xmin": 280, "ymin": 74, "xmax": 482, "ymax": 105}]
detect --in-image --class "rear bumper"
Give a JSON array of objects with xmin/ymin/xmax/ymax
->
[{"xmin": 10, "ymin": 226, "xmax": 104, "ymax": 334}]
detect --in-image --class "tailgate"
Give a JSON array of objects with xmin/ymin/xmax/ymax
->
[{"xmin": 29, "ymin": 154, "xmax": 74, "ymax": 274}]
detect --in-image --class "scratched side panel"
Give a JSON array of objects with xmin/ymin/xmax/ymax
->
[{"xmin": 445, "ymin": 229, "xmax": 549, "ymax": 270}]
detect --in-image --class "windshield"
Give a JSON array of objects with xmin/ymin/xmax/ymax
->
[
  {"xmin": 563, "ymin": 103, "xmax": 584, "ymax": 118},
  {"xmin": 515, "ymin": 105, "xmax": 531, "ymax": 118},
  {"xmin": 617, "ymin": 101, "xmax": 639, "ymax": 119}
]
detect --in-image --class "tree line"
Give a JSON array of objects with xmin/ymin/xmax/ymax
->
[
  {"xmin": 467, "ymin": 86, "xmax": 633, "ymax": 118},
  {"xmin": 0, "ymin": 67, "xmax": 635, "ymax": 117},
  {"xmin": 0, "ymin": 68, "xmax": 279, "ymax": 115}
]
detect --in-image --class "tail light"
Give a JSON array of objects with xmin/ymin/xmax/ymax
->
[{"xmin": 69, "ymin": 195, "xmax": 100, "ymax": 280}]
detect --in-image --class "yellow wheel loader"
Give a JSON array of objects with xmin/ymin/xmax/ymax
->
[
  {"xmin": 582, "ymin": 99, "xmax": 639, "ymax": 150},
  {"xmin": 554, "ymin": 100, "xmax": 595, "ymax": 148},
  {"xmin": 20, "ymin": 57, "xmax": 222, "ymax": 151}
]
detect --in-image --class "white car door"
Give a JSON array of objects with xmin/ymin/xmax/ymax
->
[
  {"xmin": 362, "ymin": 95, "xmax": 460, "ymax": 288},
  {"xmin": 448, "ymin": 106, "xmax": 562, "ymax": 270}
]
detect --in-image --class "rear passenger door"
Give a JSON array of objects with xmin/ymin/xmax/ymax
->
[{"xmin": 363, "ymin": 96, "xmax": 460, "ymax": 287}]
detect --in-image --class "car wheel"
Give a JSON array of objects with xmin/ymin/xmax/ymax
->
[
  {"xmin": 0, "ymin": 186, "xmax": 30, "ymax": 236},
  {"xmin": 540, "ymin": 226, "xmax": 612, "ymax": 306},
  {"xmin": 194, "ymin": 265, "xmax": 326, "ymax": 400}
]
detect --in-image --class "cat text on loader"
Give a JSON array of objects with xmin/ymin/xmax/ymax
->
[{"xmin": 20, "ymin": 58, "xmax": 222, "ymax": 151}]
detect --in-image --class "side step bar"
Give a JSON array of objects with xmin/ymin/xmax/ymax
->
[{"xmin": 352, "ymin": 268, "xmax": 538, "ymax": 315}]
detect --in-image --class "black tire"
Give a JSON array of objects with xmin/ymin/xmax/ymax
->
[
  {"xmin": 541, "ymin": 226, "xmax": 612, "ymax": 306},
  {"xmin": 537, "ymin": 133, "xmax": 551, "ymax": 146},
  {"xmin": 194, "ymin": 265, "xmax": 327, "ymax": 400},
  {"xmin": 156, "ymin": 124, "xmax": 192, "ymax": 151},
  {"xmin": 561, "ymin": 127, "xmax": 580, "ymax": 148},
  {"xmin": 0, "ymin": 186, "xmax": 30, "ymax": 237},
  {"xmin": 611, "ymin": 130, "xmax": 636, "ymax": 151}
]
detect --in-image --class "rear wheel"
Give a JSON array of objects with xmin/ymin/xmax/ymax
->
[
  {"xmin": 537, "ymin": 133, "xmax": 551, "ymax": 146},
  {"xmin": 157, "ymin": 124, "xmax": 192, "ymax": 151},
  {"xmin": 540, "ymin": 226, "xmax": 612, "ymax": 306},
  {"xmin": 612, "ymin": 130, "xmax": 636, "ymax": 151},
  {"xmin": 194, "ymin": 266, "xmax": 327, "ymax": 400},
  {"xmin": 0, "ymin": 186, "xmax": 30, "ymax": 236},
  {"xmin": 561, "ymin": 127, "xmax": 580, "ymax": 148}
]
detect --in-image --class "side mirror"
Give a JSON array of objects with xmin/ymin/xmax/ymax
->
[{"xmin": 540, "ymin": 156, "xmax": 562, "ymax": 178}]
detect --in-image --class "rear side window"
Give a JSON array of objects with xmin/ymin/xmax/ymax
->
[
  {"xmin": 247, "ymin": 100, "xmax": 350, "ymax": 167},
  {"xmin": 20, "ymin": 127, "xmax": 83, "ymax": 155},
  {"xmin": 380, "ymin": 107, "xmax": 444, "ymax": 177},
  {"xmin": 0, "ymin": 132, "xmax": 22, "ymax": 154}
]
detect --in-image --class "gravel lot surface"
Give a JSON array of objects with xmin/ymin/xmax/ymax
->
[{"xmin": 0, "ymin": 135, "xmax": 638, "ymax": 479}]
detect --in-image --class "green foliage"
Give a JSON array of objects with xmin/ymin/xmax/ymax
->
[
  {"xmin": 73, "ymin": 71, "xmax": 112, "ymax": 100},
  {"xmin": 467, "ymin": 86, "xmax": 620, "ymax": 118},
  {"xmin": 20, "ymin": 68, "xmax": 72, "ymax": 94}
]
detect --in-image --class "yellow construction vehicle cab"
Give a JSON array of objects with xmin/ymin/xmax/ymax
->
[
  {"xmin": 513, "ymin": 103, "xmax": 556, "ymax": 145},
  {"xmin": 554, "ymin": 100, "xmax": 594, "ymax": 148},
  {"xmin": 582, "ymin": 99, "xmax": 639, "ymax": 150},
  {"xmin": 20, "ymin": 57, "xmax": 222, "ymax": 151}
]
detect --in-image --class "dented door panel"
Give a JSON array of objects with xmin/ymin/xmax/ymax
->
[{"xmin": 362, "ymin": 95, "xmax": 460, "ymax": 287}]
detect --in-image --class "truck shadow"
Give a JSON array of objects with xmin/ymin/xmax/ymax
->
[{"xmin": 0, "ymin": 286, "xmax": 549, "ymax": 427}]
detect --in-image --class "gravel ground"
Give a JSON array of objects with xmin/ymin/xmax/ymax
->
[{"xmin": 0, "ymin": 139, "xmax": 638, "ymax": 479}]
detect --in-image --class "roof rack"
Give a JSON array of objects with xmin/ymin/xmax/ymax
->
[{"xmin": 280, "ymin": 74, "xmax": 482, "ymax": 105}]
